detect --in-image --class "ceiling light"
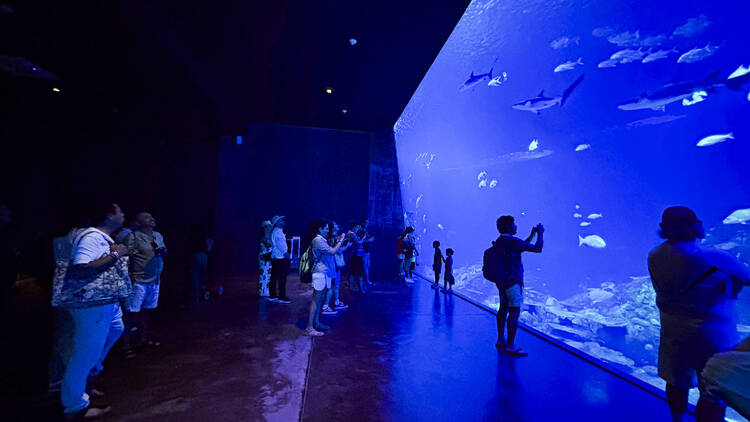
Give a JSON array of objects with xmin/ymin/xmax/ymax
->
[
  {"xmin": 52, "ymin": 87, "xmax": 61, "ymax": 92},
  {"xmin": 349, "ymin": 38, "xmax": 357, "ymax": 46},
  {"xmin": 324, "ymin": 87, "xmax": 334, "ymax": 95},
  {"xmin": 341, "ymin": 109, "xmax": 348, "ymax": 114}
]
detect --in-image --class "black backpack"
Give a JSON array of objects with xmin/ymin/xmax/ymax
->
[{"xmin": 482, "ymin": 241, "xmax": 513, "ymax": 288}]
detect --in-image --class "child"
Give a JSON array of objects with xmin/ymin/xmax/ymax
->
[
  {"xmin": 431, "ymin": 241, "xmax": 444, "ymax": 289},
  {"xmin": 443, "ymin": 248, "xmax": 454, "ymax": 292}
]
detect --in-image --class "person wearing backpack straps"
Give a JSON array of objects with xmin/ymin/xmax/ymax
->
[
  {"xmin": 304, "ymin": 219, "xmax": 345, "ymax": 336},
  {"xmin": 58, "ymin": 201, "xmax": 130, "ymax": 420},
  {"xmin": 648, "ymin": 206, "xmax": 750, "ymax": 422},
  {"xmin": 483, "ymin": 215, "xmax": 543, "ymax": 357}
]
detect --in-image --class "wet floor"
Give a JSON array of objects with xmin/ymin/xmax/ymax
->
[{"xmin": 303, "ymin": 279, "xmax": 684, "ymax": 422}]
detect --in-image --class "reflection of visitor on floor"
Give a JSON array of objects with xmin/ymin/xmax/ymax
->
[
  {"xmin": 483, "ymin": 215, "xmax": 543, "ymax": 357},
  {"xmin": 648, "ymin": 206, "xmax": 750, "ymax": 422}
]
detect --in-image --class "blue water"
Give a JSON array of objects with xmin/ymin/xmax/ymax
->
[{"xmin": 394, "ymin": 0, "xmax": 750, "ymax": 416}]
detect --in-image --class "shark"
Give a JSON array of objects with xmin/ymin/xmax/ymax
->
[
  {"xmin": 512, "ymin": 74, "xmax": 585, "ymax": 114},
  {"xmin": 460, "ymin": 67, "xmax": 493, "ymax": 91},
  {"xmin": 617, "ymin": 71, "xmax": 722, "ymax": 111}
]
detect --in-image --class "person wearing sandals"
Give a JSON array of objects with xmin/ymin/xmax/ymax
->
[
  {"xmin": 483, "ymin": 216, "xmax": 543, "ymax": 357},
  {"xmin": 322, "ymin": 222, "xmax": 350, "ymax": 315},
  {"xmin": 304, "ymin": 219, "xmax": 345, "ymax": 336},
  {"xmin": 122, "ymin": 212, "xmax": 166, "ymax": 357}
]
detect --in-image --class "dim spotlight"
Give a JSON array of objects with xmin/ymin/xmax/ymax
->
[
  {"xmin": 324, "ymin": 87, "xmax": 334, "ymax": 95},
  {"xmin": 341, "ymin": 109, "xmax": 348, "ymax": 114},
  {"xmin": 52, "ymin": 87, "xmax": 61, "ymax": 92},
  {"xmin": 349, "ymin": 38, "xmax": 358, "ymax": 46}
]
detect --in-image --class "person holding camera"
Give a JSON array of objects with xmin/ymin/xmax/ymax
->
[{"xmin": 483, "ymin": 216, "xmax": 543, "ymax": 357}]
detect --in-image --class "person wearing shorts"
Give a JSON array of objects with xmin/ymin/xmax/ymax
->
[
  {"xmin": 483, "ymin": 215, "xmax": 543, "ymax": 356},
  {"xmin": 304, "ymin": 219, "xmax": 345, "ymax": 336},
  {"xmin": 123, "ymin": 212, "xmax": 166, "ymax": 356},
  {"xmin": 649, "ymin": 206, "xmax": 750, "ymax": 422}
]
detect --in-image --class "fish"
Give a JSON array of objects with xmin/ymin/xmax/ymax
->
[
  {"xmin": 626, "ymin": 114, "xmax": 686, "ymax": 127},
  {"xmin": 488, "ymin": 72, "xmax": 508, "ymax": 86},
  {"xmin": 575, "ymin": 205, "xmax": 581, "ymax": 209},
  {"xmin": 608, "ymin": 30, "xmax": 640, "ymax": 47},
  {"xmin": 437, "ymin": 224, "xmax": 444, "ymax": 230},
  {"xmin": 597, "ymin": 59, "xmax": 619, "ymax": 69},
  {"xmin": 642, "ymin": 48, "xmax": 678, "ymax": 63},
  {"xmin": 512, "ymin": 74, "xmax": 585, "ymax": 114},
  {"xmin": 677, "ymin": 43, "xmax": 722, "ymax": 64},
  {"xmin": 682, "ymin": 90, "xmax": 708, "ymax": 106},
  {"xmin": 575, "ymin": 144, "xmax": 591, "ymax": 151},
  {"xmin": 696, "ymin": 133, "xmax": 733, "ymax": 147},
  {"xmin": 579, "ymin": 234, "xmax": 607, "ymax": 248},
  {"xmin": 550, "ymin": 36, "xmax": 580, "ymax": 49},
  {"xmin": 617, "ymin": 70, "xmax": 722, "ymax": 111},
  {"xmin": 640, "ymin": 34, "xmax": 668, "ymax": 47},
  {"xmin": 477, "ymin": 171, "xmax": 488, "ymax": 181},
  {"xmin": 573, "ymin": 213, "xmax": 583, "ymax": 218},
  {"xmin": 610, "ymin": 48, "xmax": 647, "ymax": 63},
  {"xmin": 588, "ymin": 213, "xmax": 603, "ymax": 219},
  {"xmin": 728, "ymin": 65, "xmax": 750, "ymax": 80},
  {"xmin": 529, "ymin": 139, "xmax": 539, "ymax": 151},
  {"xmin": 497, "ymin": 149, "xmax": 554, "ymax": 162},
  {"xmin": 489, "ymin": 179, "xmax": 498, "ymax": 188},
  {"xmin": 715, "ymin": 241, "xmax": 738, "ymax": 250},
  {"xmin": 478, "ymin": 179, "xmax": 488, "ymax": 188},
  {"xmin": 723, "ymin": 208, "xmax": 750, "ymax": 224},
  {"xmin": 587, "ymin": 288, "xmax": 614, "ymax": 303},
  {"xmin": 580, "ymin": 221, "xmax": 592, "ymax": 227},
  {"xmin": 416, "ymin": 194, "xmax": 424, "ymax": 208},
  {"xmin": 554, "ymin": 58, "xmax": 584, "ymax": 73},
  {"xmin": 592, "ymin": 27, "xmax": 615, "ymax": 38},
  {"xmin": 460, "ymin": 67, "xmax": 493, "ymax": 91},
  {"xmin": 422, "ymin": 214, "xmax": 427, "ymax": 224},
  {"xmin": 672, "ymin": 15, "xmax": 711, "ymax": 38}
]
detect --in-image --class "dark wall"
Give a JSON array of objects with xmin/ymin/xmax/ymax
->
[
  {"xmin": 367, "ymin": 129, "xmax": 406, "ymax": 282},
  {"xmin": 213, "ymin": 124, "xmax": 371, "ymax": 278}
]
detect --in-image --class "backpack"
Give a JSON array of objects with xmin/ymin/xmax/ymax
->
[
  {"xmin": 298, "ymin": 245, "xmax": 314, "ymax": 283},
  {"xmin": 482, "ymin": 241, "xmax": 514, "ymax": 288}
]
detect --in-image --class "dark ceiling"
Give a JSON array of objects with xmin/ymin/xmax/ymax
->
[{"xmin": 2, "ymin": 1, "xmax": 469, "ymax": 136}]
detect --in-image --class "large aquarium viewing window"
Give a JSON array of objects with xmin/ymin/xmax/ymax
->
[{"xmin": 394, "ymin": 0, "xmax": 750, "ymax": 413}]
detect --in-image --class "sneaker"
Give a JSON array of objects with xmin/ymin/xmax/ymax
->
[
  {"xmin": 321, "ymin": 305, "xmax": 337, "ymax": 315},
  {"xmin": 334, "ymin": 301, "xmax": 348, "ymax": 310},
  {"xmin": 304, "ymin": 328, "xmax": 324, "ymax": 337},
  {"xmin": 504, "ymin": 345, "xmax": 529, "ymax": 357},
  {"xmin": 83, "ymin": 405, "xmax": 112, "ymax": 419},
  {"xmin": 268, "ymin": 297, "xmax": 279, "ymax": 303},
  {"xmin": 315, "ymin": 323, "xmax": 331, "ymax": 331},
  {"xmin": 277, "ymin": 297, "xmax": 292, "ymax": 304}
]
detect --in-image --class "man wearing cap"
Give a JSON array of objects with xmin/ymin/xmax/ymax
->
[
  {"xmin": 269, "ymin": 216, "xmax": 291, "ymax": 304},
  {"xmin": 649, "ymin": 206, "xmax": 750, "ymax": 422}
]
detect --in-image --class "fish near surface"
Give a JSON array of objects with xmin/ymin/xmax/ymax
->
[
  {"xmin": 575, "ymin": 144, "xmax": 591, "ymax": 151},
  {"xmin": 554, "ymin": 58, "xmax": 584, "ymax": 73}
]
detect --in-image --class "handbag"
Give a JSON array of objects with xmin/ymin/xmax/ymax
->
[
  {"xmin": 52, "ymin": 228, "xmax": 132, "ymax": 308},
  {"xmin": 299, "ymin": 245, "xmax": 314, "ymax": 283}
]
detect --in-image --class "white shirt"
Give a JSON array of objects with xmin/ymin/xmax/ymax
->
[
  {"xmin": 72, "ymin": 228, "xmax": 114, "ymax": 265},
  {"xmin": 271, "ymin": 227, "xmax": 288, "ymax": 259}
]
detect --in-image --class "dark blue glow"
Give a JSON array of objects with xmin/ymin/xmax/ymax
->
[
  {"xmin": 236, "ymin": 135, "xmax": 243, "ymax": 145},
  {"xmin": 394, "ymin": 0, "xmax": 750, "ymax": 408}
]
